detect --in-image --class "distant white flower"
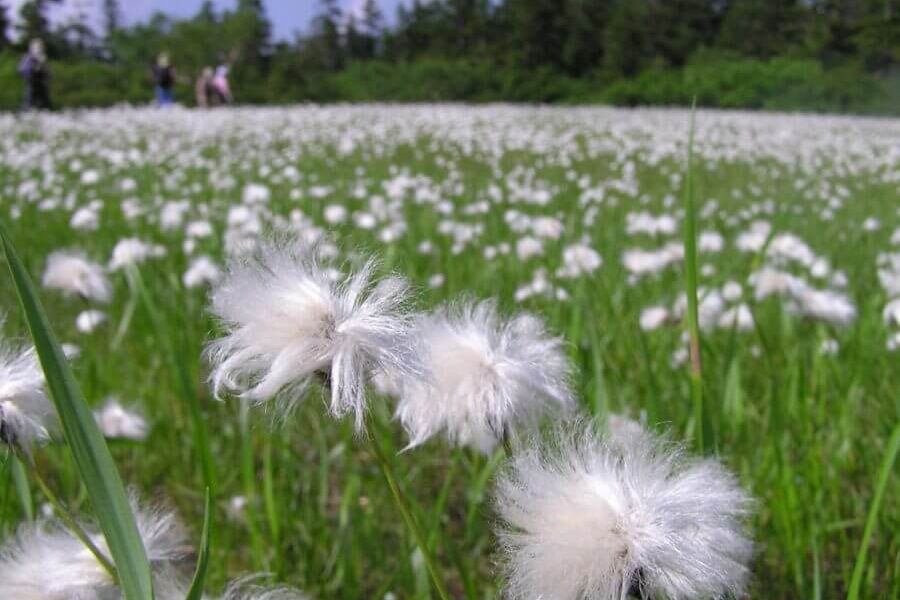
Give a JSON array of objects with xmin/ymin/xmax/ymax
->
[
  {"xmin": 69, "ymin": 207, "xmax": 99, "ymax": 231},
  {"xmin": 626, "ymin": 212, "xmax": 677, "ymax": 236},
  {"xmin": 427, "ymin": 273, "xmax": 445, "ymax": 289},
  {"xmin": 185, "ymin": 220, "xmax": 214, "ymax": 239},
  {"xmin": 735, "ymin": 220, "xmax": 771, "ymax": 253},
  {"xmin": 0, "ymin": 344, "xmax": 54, "ymax": 452},
  {"xmin": 698, "ymin": 230, "xmax": 724, "ymax": 253},
  {"xmin": 354, "ymin": 211, "xmax": 377, "ymax": 230},
  {"xmin": 324, "ymin": 204, "xmax": 348, "ymax": 225},
  {"xmin": 722, "ymin": 281, "xmax": 743, "ymax": 302},
  {"xmin": 0, "ymin": 498, "xmax": 189, "ymax": 600},
  {"xmin": 109, "ymin": 238, "xmax": 166, "ymax": 271},
  {"xmin": 819, "ymin": 338, "xmax": 839, "ymax": 356},
  {"xmin": 887, "ymin": 331, "xmax": 900, "ymax": 352},
  {"xmin": 183, "ymin": 255, "xmax": 221, "ymax": 288},
  {"xmin": 76, "ymin": 310, "xmax": 107, "ymax": 334},
  {"xmin": 94, "ymin": 398, "xmax": 148, "ymax": 441},
  {"xmin": 883, "ymin": 298, "xmax": 900, "ymax": 327},
  {"xmin": 862, "ymin": 217, "xmax": 880, "ymax": 232},
  {"xmin": 717, "ymin": 304, "xmax": 755, "ymax": 331},
  {"xmin": 531, "ymin": 216, "xmax": 563, "ymax": 240},
  {"xmin": 396, "ymin": 300, "xmax": 574, "ymax": 453},
  {"xmin": 206, "ymin": 239, "xmax": 419, "ymax": 429},
  {"xmin": 42, "ymin": 251, "xmax": 112, "ymax": 304},
  {"xmin": 622, "ymin": 242, "xmax": 682, "ymax": 279},
  {"xmin": 159, "ymin": 201, "xmax": 190, "ymax": 232},
  {"xmin": 515, "ymin": 237, "xmax": 544, "ymax": 261},
  {"xmin": 80, "ymin": 169, "xmax": 99, "ymax": 185},
  {"xmin": 495, "ymin": 422, "xmax": 753, "ymax": 600},
  {"xmin": 558, "ymin": 243, "xmax": 602, "ymax": 278},
  {"xmin": 639, "ymin": 306, "xmax": 669, "ymax": 331},
  {"xmin": 242, "ymin": 183, "xmax": 271, "ymax": 205}
]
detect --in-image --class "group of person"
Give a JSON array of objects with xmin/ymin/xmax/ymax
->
[
  {"xmin": 152, "ymin": 52, "xmax": 233, "ymax": 108},
  {"xmin": 17, "ymin": 39, "xmax": 233, "ymax": 111}
]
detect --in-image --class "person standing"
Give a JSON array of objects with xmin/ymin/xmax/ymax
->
[
  {"xmin": 152, "ymin": 52, "xmax": 176, "ymax": 106},
  {"xmin": 18, "ymin": 39, "xmax": 52, "ymax": 111}
]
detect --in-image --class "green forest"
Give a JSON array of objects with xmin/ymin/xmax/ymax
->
[{"xmin": 1, "ymin": 0, "xmax": 899, "ymax": 113}]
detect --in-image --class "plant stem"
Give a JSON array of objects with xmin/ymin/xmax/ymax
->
[
  {"xmin": 16, "ymin": 451, "xmax": 119, "ymax": 582},
  {"xmin": 365, "ymin": 417, "xmax": 451, "ymax": 600},
  {"xmin": 682, "ymin": 100, "xmax": 704, "ymax": 453}
]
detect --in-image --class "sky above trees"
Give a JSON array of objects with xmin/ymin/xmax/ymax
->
[{"xmin": 4, "ymin": 0, "xmax": 406, "ymax": 40}]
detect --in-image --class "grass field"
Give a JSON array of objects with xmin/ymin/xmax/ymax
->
[{"xmin": 0, "ymin": 105, "xmax": 898, "ymax": 599}]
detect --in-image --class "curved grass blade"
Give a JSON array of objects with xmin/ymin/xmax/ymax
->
[
  {"xmin": 0, "ymin": 222, "xmax": 154, "ymax": 600},
  {"xmin": 847, "ymin": 421, "xmax": 900, "ymax": 600},
  {"xmin": 185, "ymin": 488, "xmax": 212, "ymax": 600}
]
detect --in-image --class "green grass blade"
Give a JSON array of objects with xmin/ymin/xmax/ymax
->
[
  {"xmin": 682, "ymin": 100, "xmax": 704, "ymax": 453},
  {"xmin": 185, "ymin": 487, "xmax": 212, "ymax": 600},
  {"xmin": 11, "ymin": 455, "xmax": 34, "ymax": 521},
  {"xmin": 847, "ymin": 421, "xmax": 900, "ymax": 600},
  {"xmin": 0, "ymin": 223, "xmax": 154, "ymax": 600}
]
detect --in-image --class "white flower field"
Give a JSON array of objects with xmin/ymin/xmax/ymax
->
[{"xmin": 0, "ymin": 105, "xmax": 897, "ymax": 599}]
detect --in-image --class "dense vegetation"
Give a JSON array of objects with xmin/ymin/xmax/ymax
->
[
  {"xmin": 0, "ymin": 0, "xmax": 898, "ymax": 112},
  {"xmin": 0, "ymin": 0, "xmax": 900, "ymax": 112}
]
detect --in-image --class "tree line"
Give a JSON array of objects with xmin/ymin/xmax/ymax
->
[{"xmin": 1, "ymin": 0, "xmax": 898, "ymax": 113}]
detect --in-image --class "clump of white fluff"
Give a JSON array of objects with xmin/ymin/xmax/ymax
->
[
  {"xmin": 0, "ymin": 498, "xmax": 189, "ymax": 600},
  {"xmin": 42, "ymin": 250, "xmax": 112, "ymax": 303},
  {"xmin": 396, "ymin": 300, "xmax": 574, "ymax": 453},
  {"xmin": 206, "ymin": 239, "xmax": 420, "ymax": 430},
  {"xmin": 0, "ymin": 342, "xmax": 55, "ymax": 452},
  {"xmin": 494, "ymin": 421, "xmax": 753, "ymax": 600}
]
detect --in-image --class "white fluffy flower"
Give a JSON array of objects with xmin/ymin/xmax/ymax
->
[
  {"xmin": 639, "ymin": 306, "xmax": 669, "ymax": 332},
  {"xmin": 396, "ymin": 300, "xmax": 574, "ymax": 453},
  {"xmin": 94, "ymin": 398, "xmax": 148, "ymax": 441},
  {"xmin": 76, "ymin": 310, "xmax": 107, "ymax": 334},
  {"xmin": 0, "ymin": 499, "xmax": 189, "ymax": 600},
  {"xmin": 42, "ymin": 251, "xmax": 112, "ymax": 304},
  {"xmin": 109, "ymin": 238, "xmax": 166, "ymax": 271},
  {"xmin": 206, "ymin": 240, "xmax": 419, "ymax": 429},
  {"xmin": 558, "ymin": 243, "xmax": 602, "ymax": 278},
  {"xmin": 495, "ymin": 422, "xmax": 753, "ymax": 600},
  {"xmin": 0, "ymin": 343, "xmax": 54, "ymax": 452},
  {"xmin": 183, "ymin": 255, "xmax": 222, "ymax": 288}
]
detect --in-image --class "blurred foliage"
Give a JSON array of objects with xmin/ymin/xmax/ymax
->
[{"xmin": 0, "ymin": 0, "xmax": 898, "ymax": 113}]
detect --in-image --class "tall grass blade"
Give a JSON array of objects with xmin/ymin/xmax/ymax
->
[
  {"xmin": 185, "ymin": 487, "xmax": 212, "ymax": 600},
  {"xmin": 11, "ymin": 454, "xmax": 34, "ymax": 520},
  {"xmin": 0, "ymin": 222, "xmax": 154, "ymax": 600},
  {"xmin": 847, "ymin": 421, "xmax": 900, "ymax": 600},
  {"xmin": 682, "ymin": 99, "xmax": 704, "ymax": 453}
]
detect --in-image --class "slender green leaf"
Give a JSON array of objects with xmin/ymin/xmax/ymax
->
[
  {"xmin": 847, "ymin": 421, "xmax": 900, "ymax": 600},
  {"xmin": 682, "ymin": 100, "xmax": 704, "ymax": 453},
  {"xmin": 0, "ymin": 223, "xmax": 154, "ymax": 600},
  {"xmin": 185, "ymin": 488, "xmax": 212, "ymax": 600},
  {"xmin": 11, "ymin": 455, "xmax": 34, "ymax": 521}
]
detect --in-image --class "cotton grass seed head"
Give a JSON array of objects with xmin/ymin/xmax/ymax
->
[
  {"xmin": 0, "ymin": 343, "xmax": 55, "ymax": 452},
  {"xmin": 494, "ymin": 421, "xmax": 753, "ymax": 600},
  {"xmin": 0, "ymin": 497, "xmax": 189, "ymax": 600},
  {"xmin": 396, "ymin": 299, "xmax": 574, "ymax": 453},
  {"xmin": 42, "ymin": 250, "xmax": 112, "ymax": 304},
  {"xmin": 206, "ymin": 238, "xmax": 420, "ymax": 430}
]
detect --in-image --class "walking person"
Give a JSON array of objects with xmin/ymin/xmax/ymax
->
[
  {"xmin": 195, "ymin": 67, "xmax": 214, "ymax": 107},
  {"xmin": 152, "ymin": 52, "xmax": 176, "ymax": 106},
  {"xmin": 211, "ymin": 62, "xmax": 233, "ymax": 105},
  {"xmin": 18, "ymin": 39, "xmax": 52, "ymax": 111}
]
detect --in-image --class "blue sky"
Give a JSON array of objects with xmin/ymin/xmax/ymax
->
[{"xmin": 7, "ymin": 1, "xmax": 408, "ymax": 40}]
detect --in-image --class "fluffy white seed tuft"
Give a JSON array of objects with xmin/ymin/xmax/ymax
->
[
  {"xmin": 494, "ymin": 421, "xmax": 753, "ymax": 600},
  {"xmin": 206, "ymin": 239, "xmax": 420, "ymax": 430},
  {"xmin": 42, "ymin": 250, "xmax": 112, "ymax": 304},
  {"xmin": 0, "ymin": 498, "xmax": 189, "ymax": 600},
  {"xmin": 0, "ymin": 343, "xmax": 55, "ymax": 452},
  {"xmin": 396, "ymin": 300, "xmax": 574, "ymax": 453}
]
